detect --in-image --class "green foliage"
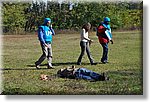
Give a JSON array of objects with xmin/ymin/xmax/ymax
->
[
  {"xmin": 2, "ymin": 2, "xmax": 30, "ymax": 33},
  {"xmin": 2, "ymin": 1, "xmax": 143, "ymax": 33}
]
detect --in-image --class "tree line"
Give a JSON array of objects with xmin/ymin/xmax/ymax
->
[{"xmin": 2, "ymin": 0, "xmax": 143, "ymax": 34}]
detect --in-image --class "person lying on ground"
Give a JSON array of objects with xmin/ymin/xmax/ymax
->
[{"xmin": 40, "ymin": 65, "xmax": 109, "ymax": 82}]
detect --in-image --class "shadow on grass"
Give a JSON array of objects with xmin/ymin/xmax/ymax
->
[
  {"xmin": 1, "ymin": 62, "xmax": 93, "ymax": 71},
  {"xmin": 27, "ymin": 64, "xmax": 47, "ymax": 67},
  {"xmin": 0, "ymin": 67, "xmax": 48, "ymax": 71},
  {"xmin": 27, "ymin": 62, "xmax": 91, "ymax": 67},
  {"xmin": 52, "ymin": 62, "xmax": 90, "ymax": 66}
]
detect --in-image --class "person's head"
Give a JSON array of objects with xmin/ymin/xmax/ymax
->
[
  {"xmin": 44, "ymin": 18, "xmax": 51, "ymax": 26},
  {"xmin": 104, "ymin": 17, "xmax": 110, "ymax": 25},
  {"xmin": 82, "ymin": 22, "xmax": 91, "ymax": 32}
]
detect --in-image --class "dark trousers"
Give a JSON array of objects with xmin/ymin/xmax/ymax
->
[
  {"xmin": 77, "ymin": 41, "xmax": 94, "ymax": 64},
  {"xmin": 101, "ymin": 43, "xmax": 108, "ymax": 62}
]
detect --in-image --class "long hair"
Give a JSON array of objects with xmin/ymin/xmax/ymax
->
[{"xmin": 82, "ymin": 22, "xmax": 91, "ymax": 32}]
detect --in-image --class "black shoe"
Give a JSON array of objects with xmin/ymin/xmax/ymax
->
[
  {"xmin": 48, "ymin": 65, "xmax": 54, "ymax": 69},
  {"xmin": 101, "ymin": 60, "xmax": 108, "ymax": 64},
  {"xmin": 89, "ymin": 79, "xmax": 96, "ymax": 82},
  {"xmin": 35, "ymin": 62, "xmax": 40, "ymax": 69},
  {"xmin": 101, "ymin": 61, "xmax": 106, "ymax": 64},
  {"xmin": 91, "ymin": 63, "xmax": 97, "ymax": 65},
  {"xmin": 77, "ymin": 62, "xmax": 81, "ymax": 65}
]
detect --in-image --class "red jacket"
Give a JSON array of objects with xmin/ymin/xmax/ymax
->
[{"xmin": 97, "ymin": 25, "xmax": 109, "ymax": 44}]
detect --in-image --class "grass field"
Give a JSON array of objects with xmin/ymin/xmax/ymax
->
[{"xmin": 1, "ymin": 31, "xmax": 142, "ymax": 95}]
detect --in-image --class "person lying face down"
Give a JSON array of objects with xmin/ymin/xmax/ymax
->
[{"xmin": 40, "ymin": 66, "xmax": 109, "ymax": 81}]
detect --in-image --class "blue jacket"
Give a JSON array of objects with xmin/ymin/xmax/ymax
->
[{"xmin": 38, "ymin": 25, "xmax": 55, "ymax": 44}]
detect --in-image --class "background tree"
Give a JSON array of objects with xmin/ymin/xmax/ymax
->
[
  {"xmin": 2, "ymin": 2, "xmax": 29, "ymax": 33},
  {"xmin": 2, "ymin": 0, "xmax": 143, "ymax": 34}
]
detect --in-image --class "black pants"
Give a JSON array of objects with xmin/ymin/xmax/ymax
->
[{"xmin": 77, "ymin": 41, "xmax": 94, "ymax": 64}]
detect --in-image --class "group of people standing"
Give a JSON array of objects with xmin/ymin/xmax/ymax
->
[{"xmin": 35, "ymin": 17, "xmax": 113, "ymax": 69}]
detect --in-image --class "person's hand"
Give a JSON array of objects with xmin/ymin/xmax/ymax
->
[
  {"xmin": 90, "ymin": 39, "xmax": 93, "ymax": 43},
  {"xmin": 110, "ymin": 40, "xmax": 113, "ymax": 44},
  {"xmin": 50, "ymin": 24, "xmax": 52, "ymax": 28},
  {"xmin": 44, "ymin": 43, "xmax": 49, "ymax": 48},
  {"xmin": 89, "ymin": 40, "xmax": 93, "ymax": 46}
]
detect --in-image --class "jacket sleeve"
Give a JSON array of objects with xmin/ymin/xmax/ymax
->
[
  {"xmin": 38, "ymin": 27, "xmax": 45, "ymax": 44},
  {"xmin": 105, "ymin": 29, "xmax": 112, "ymax": 40},
  {"xmin": 102, "ymin": 24, "xmax": 112, "ymax": 40}
]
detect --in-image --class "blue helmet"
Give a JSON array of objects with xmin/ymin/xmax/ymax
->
[
  {"xmin": 104, "ymin": 17, "xmax": 110, "ymax": 22},
  {"xmin": 44, "ymin": 18, "xmax": 51, "ymax": 24}
]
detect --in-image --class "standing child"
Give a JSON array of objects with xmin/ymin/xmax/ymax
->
[
  {"xmin": 77, "ymin": 23, "xmax": 96, "ymax": 65},
  {"xmin": 35, "ymin": 18, "xmax": 55, "ymax": 69},
  {"xmin": 97, "ymin": 17, "xmax": 113, "ymax": 64}
]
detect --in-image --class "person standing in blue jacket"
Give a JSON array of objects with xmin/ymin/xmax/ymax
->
[{"xmin": 35, "ymin": 18, "xmax": 55, "ymax": 69}]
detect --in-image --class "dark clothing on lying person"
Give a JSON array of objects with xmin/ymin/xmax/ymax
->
[{"xmin": 57, "ymin": 67, "xmax": 109, "ymax": 81}]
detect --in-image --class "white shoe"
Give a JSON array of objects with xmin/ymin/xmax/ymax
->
[{"xmin": 48, "ymin": 64, "xmax": 53, "ymax": 69}]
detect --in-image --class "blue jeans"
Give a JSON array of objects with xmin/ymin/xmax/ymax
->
[
  {"xmin": 74, "ymin": 68, "xmax": 101, "ymax": 81},
  {"xmin": 101, "ymin": 43, "xmax": 108, "ymax": 62}
]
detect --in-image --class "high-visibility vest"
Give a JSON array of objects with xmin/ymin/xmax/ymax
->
[{"xmin": 38, "ymin": 26, "xmax": 53, "ymax": 42}]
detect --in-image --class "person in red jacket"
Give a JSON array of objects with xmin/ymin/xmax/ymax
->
[{"xmin": 97, "ymin": 17, "xmax": 113, "ymax": 64}]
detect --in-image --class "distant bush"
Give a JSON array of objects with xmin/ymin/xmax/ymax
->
[{"xmin": 2, "ymin": 1, "xmax": 143, "ymax": 34}]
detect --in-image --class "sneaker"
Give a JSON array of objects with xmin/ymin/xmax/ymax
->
[
  {"xmin": 91, "ymin": 63, "xmax": 97, "ymax": 65},
  {"xmin": 101, "ymin": 60, "xmax": 108, "ymax": 64},
  {"xmin": 89, "ymin": 79, "xmax": 96, "ymax": 82},
  {"xmin": 77, "ymin": 62, "xmax": 81, "ymax": 65},
  {"xmin": 48, "ymin": 66, "xmax": 54, "ymax": 69},
  {"xmin": 101, "ymin": 61, "xmax": 106, "ymax": 64},
  {"xmin": 47, "ymin": 64, "xmax": 54, "ymax": 69},
  {"xmin": 35, "ymin": 62, "xmax": 40, "ymax": 69}
]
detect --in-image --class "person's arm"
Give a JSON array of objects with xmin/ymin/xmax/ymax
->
[
  {"xmin": 38, "ymin": 27, "xmax": 45, "ymax": 44},
  {"xmin": 50, "ymin": 25, "xmax": 55, "ymax": 35},
  {"xmin": 105, "ymin": 30, "xmax": 113, "ymax": 44},
  {"xmin": 105, "ymin": 30, "xmax": 112, "ymax": 40}
]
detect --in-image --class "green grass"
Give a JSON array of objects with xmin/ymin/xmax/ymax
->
[{"xmin": 1, "ymin": 31, "xmax": 143, "ymax": 95}]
